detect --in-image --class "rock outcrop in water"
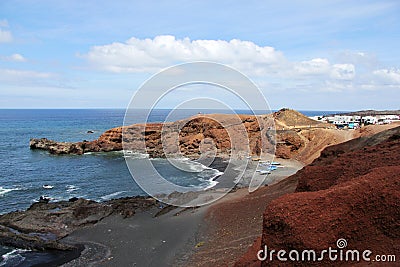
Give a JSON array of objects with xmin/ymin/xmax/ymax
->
[
  {"xmin": 236, "ymin": 126, "xmax": 400, "ymax": 266},
  {"xmin": 29, "ymin": 127, "xmax": 123, "ymax": 155}
]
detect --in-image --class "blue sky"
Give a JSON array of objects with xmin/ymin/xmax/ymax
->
[{"xmin": 0, "ymin": 0, "xmax": 399, "ymax": 110}]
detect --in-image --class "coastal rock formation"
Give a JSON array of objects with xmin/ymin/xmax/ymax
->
[
  {"xmin": 30, "ymin": 114, "xmax": 271, "ymax": 158},
  {"xmin": 30, "ymin": 109, "xmax": 336, "ymax": 161},
  {"xmin": 29, "ymin": 138, "xmax": 85, "ymax": 155},
  {"xmin": 30, "ymin": 130, "xmax": 123, "ymax": 155},
  {"xmin": 236, "ymin": 126, "xmax": 400, "ymax": 266},
  {"xmin": 0, "ymin": 197, "xmax": 158, "ymax": 251},
  {"xmin": 30, "ymin": 109, "xmax": 399, "ymax": 163}
]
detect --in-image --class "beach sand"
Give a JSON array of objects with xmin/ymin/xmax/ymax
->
[
  {"xmin": 186, "ymin": 159, "xmax": 303, "ymax": 266},
  {"xmin": 60, "ymin": 158, "xmax": 303, "ymax": 266},
  {"xmin": 62, "ymin": 206, "xmax": 207, "ymax": 266}
]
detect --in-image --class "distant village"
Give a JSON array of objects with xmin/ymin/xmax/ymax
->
[{"xmin": 309, "ymin": 114, "xmax": 400, "ymax": 129}]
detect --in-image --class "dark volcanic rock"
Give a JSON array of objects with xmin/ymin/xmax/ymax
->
[
  {"xmin": 0, "ymin": 196, "xmax": 158, "ymax": 252},
  {"xmin": 29, "ymin": 138, "xmax": 85, "ymax": 155}
]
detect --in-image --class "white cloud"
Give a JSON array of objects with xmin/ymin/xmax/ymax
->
[
  {"xmin": 1, "ymin": 53, "xmax": 27, "ymax": 62},
  {"xmin": 9, "ymin": 53, "xmax": 26, "ymax": 62},
  {"xmin": 335, "ymin": 51, "xmax": 378, "ymax": 70},
  {"xmin": 293, "ymin": 58, "xmax": 330, "ymax": 75},
  {"xmin": 0, "ymin": 29, "xmax": 12, "ymax": 43},
  {"xmin": 84, "ymin": 36, "xmax": 359, "ymax": 82},
  {"xmin": 331, "ymin": 64, "xmax": 355, "ymax": 80},
  {"xmin": 84, "ymin": 35, "xmax": 286, "ymax": 74},
  {"xmin": 81, "ymin": 35, "xmax": 400, "ymax": 97},
  {"xmin": 322, "ymin": 81, "xmax": 354, "ymax": 93},
  {"xmin": 290, "ymin": 59, "xmax": 355, "ymax": 81},
  {"xmin": 373, "ymin": 68, "xmax": 400, "ymax": 84}
]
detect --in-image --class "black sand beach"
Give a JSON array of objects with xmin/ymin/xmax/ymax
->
[
  {"xmin": 62, "ymin": 206, "xmax": 206, "ymax": 266},
  {"xmin": 57, "ymin": 158, "xmax": 303, "ymax": 266}
]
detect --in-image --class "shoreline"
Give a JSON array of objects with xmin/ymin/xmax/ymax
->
[
  {"xmin": 185, "ymin": 158, "xmax": 304, "ymax": 266},
  {"xmin": 0, "ymin": 157, "xmax": 303, "ymax": 266},
  {"xmin": 60, "ymin": 157, "xmax": 233, "ymax": 266},
  {"xmin": 0, "ymin": 157, "xmax": 229, "ymax": 266},
  {"xmin": 61, "ymin": 158, "xmax": 303, "ymax": 266}
]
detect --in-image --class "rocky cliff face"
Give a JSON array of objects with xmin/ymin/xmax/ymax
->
[{"xmin": 236, "ymin": 126, "xmax": 400, "ymax": 266}]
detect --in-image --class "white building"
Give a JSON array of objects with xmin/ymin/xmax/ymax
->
[
  {"xmin": 362, "ymin": 116, "xmax": 378, "ymax": 125},
  {"xmin": 310, "ymin": 114, "xmax": 399, "ymax": 127}
]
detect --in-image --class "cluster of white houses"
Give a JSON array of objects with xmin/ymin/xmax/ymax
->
[{"xmin": 310, "ymin": 114, "xmax": 400, "ymax": 129}]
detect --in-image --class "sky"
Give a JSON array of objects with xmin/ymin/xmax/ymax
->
[{"xmin": 0, "ymin": 0, "xmax": 399, "ymax": 110}]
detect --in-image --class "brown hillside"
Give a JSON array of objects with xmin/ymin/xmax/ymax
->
[{"xmin": 273, "ymin": 108, "xmax": 323, "ymax": 128}]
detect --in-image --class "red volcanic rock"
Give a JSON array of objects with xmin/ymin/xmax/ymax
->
[
  {"xmin": 236, "ymin": 126, "xmax": 400, "ymax": 266},
  {"xmin": 98, "ymin": 126, "xmax": 123, "ymax": 143},
  {"xmin": 30, "ymin": 114, "xmax": 270, "ymax": 158},
  {"xmin": 235, "ymin": 237, "xmax": 262, "ymax": 267},
  {"xmin": 295, "ymin": 126, "xmax": 400, "ymax": 192},
  {"xmin": 261, "ymin": 166, "xmax": 400, "ymax": 266},
  {"xmin": 275, "ymin": 130, "xmax": 304, "ymax": 159}
]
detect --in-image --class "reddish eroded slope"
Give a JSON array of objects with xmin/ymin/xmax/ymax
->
[
  {"xmin": 237, "ymin": 126, "xmax": 400, "ymax": 266},
  {"xmin": 262, "ymin": 166, "xmax": 400, "ymax": 266},
  {"xmin": 296, "ymin": 126, "xmax": 400, "ymax": 192}
]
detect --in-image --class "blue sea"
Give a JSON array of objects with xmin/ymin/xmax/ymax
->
[{"xmin": 0, "ymin": 108, "xmax": 342, "ymax": 266}]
